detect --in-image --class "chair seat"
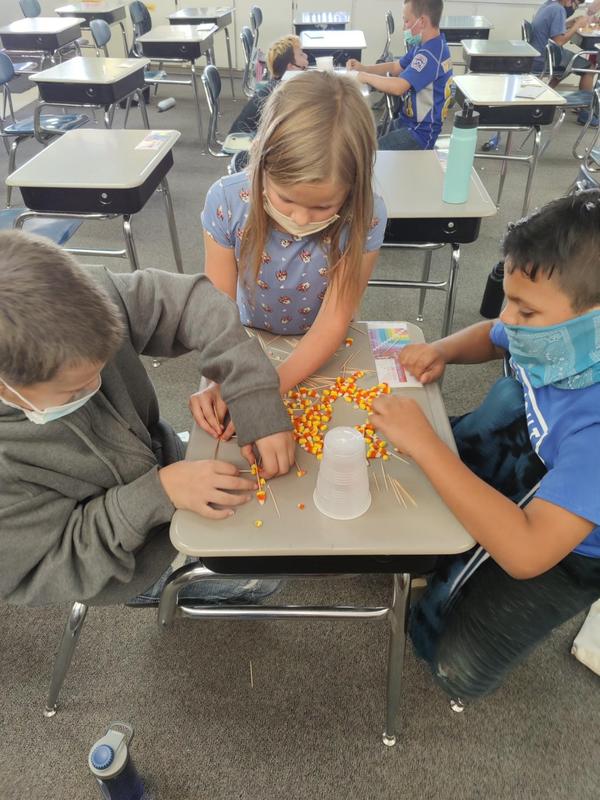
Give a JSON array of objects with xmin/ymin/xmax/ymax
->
[
  {"xmin": 559, "ymin": 89, "xmax": 594, "ymax": 108},
  {"xmin": 3, "ymin": 113, "xmax": 88, "ymax": 135},
  {"xmin": 145, "ymin": 69, "xmax": 167, "ymax": 82},
  {"xmin": 0, "ymin": 208, "xmax": 82, "ymax": 245},
  {"xmin": 223, "ymin": 132, "xmax": 253, "ymax": 154}
]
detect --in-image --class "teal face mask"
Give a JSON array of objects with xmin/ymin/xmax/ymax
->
[
  {"xmin": 403, "ymin": 20, "xmax": 422, "ymax": 48},
  {"xmin": 504, "ymin": 309, "xmax": 600, "ymax": 390},
  {"xmin": 0, "ymin": 377, "xmax": 101, "ymax": 424}
]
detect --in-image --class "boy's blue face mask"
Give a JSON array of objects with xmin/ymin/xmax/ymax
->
[
  {"xmin": 403, "ymin": 19, "xmax": 422, "ymax": 48},
  {"xmin": 504, "ymin": 309, "xmax": 600, "ymax": 390}
]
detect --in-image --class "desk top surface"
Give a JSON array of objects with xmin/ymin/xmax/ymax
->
[
  {"xmin": 6, "ymin": 129, "xmax": 180, "ymax": 189},
  {"xmin": 171, "ymin": 323, "xmax": 475, "ymax": 558},
  {"xmin": 300, "ymin": 30, "xmax": 367, "ymax": 48},
  {"xmin": 440, "ymin": 15, "xmax": 493, "ymax": 29},
  {"xmin": 0, "ymin": 17, "xmax": 84, "ymax": 34},
  {"xmin": 30, "ymin": 56, "xmax": 149, "ymax": 84},
  {"xmin": 169, "ymin": 6, "xmax": 233, "ymax": 21},
  {"xmin": 294, "ymin": 11, "xmax": 351, "ymax": 24},
  {"xmin": 374, "ymin": 151, "xmax": 496, "ymax": 219},
  {"xmin": 55, "ymin": 2, "xmax": 125, "ymax": 14},
  {"xmin": 462, "ymin": 39, "xmax": 539, "ymax": 58},
  {"xmin": 137, "ymin": 24, "xmax": 216, "ymax": 44},
  {"xmin": 453, "ymin": 73, "xmax": 567, "ymax": 106}
]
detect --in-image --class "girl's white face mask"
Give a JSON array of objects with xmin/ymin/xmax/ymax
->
[
  {"xmin": 0, "ymin": 377, "xmax": 101, "ymax": 425},
  {"xmin": 263, "ymin": 192, "xmax": 339, "ymax": 238}
]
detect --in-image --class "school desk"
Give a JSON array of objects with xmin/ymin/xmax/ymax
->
[
  {"xmin": 160, "ymin": 321, "xmax": 475, "ymax": 747},
  {"xmin": 462, "ymin": 39, "xmax": 540, "ymax": 75},
  {"xmin": 439, "ymin": 15, "xmax": 493, "ymax": 43},
  {"xmin": 6, "ymin": 128, "xmax": 183, "ymax": 273},
  {"xmin": 300, "ymin": 29, "xmax": 366, "ymax": 66},
  {"xmin": 29, "ymin": 56, "xmax": 150, "ymax": 133},
  {"xmin": 453, "ymin": 73, "xmax": 567, "ymax": 216},
  {"xmin": 371, "ymin": 150, "xmax": 496, "ymax": 338},
  {"xmin": 0, "ymin": 17, "xmax": 84, "ymax": 63},
  {"xmin": 136, "ymin": 24, "xmax": 215, "ymax": 142},
  {"xmin": 55, "ymin": 2, "xmax": 129, "ymax": 56},
  {"xmin": 168, "ymin": 6, "xmax": 235, "ymax": 98},
  {"xmin": 572, "ymin": 27, "xmax": 600, "ymax": 51},
  {"xmin": 293, "ymin": 11, "xmax": 351, "ymax": 35}
]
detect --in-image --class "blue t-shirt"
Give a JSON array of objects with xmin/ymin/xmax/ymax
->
[
  {"xmin": 531, "ymin": 0, "xmax": 566, "ymax": 71},
  {"xmin": 397, "ymin": 34, "xmax": 453, "ymax": 149},
  {"xmin": 490, "ymin": 321, "xmax": 600, "ymax": 558},
  {"xmin": 201, "ymin": 172, "xmax": 387, "ymax": 335}
]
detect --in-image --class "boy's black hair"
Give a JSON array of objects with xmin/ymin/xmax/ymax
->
[
  {"xmin": 503, "ymin": 189, "xmax": 600, "ymax": 312},
  {"xmin": 405, "ymin": 0, "xmax": 444, "ymax": 28}
]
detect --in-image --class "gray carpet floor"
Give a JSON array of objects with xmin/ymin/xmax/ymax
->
[{"xmin": 1, "ymin": 77, "xmax": 599, "ymax": 800}]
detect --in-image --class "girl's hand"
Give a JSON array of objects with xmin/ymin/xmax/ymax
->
[
  {"xmin": 371, "ymin": 396, "xmax": 438, "ymax": 459},
  {"xmin": 189, "ymin": 382, "xmax": 235, "ymax": 440},
  {"xmin": 346, "ymin": 58, "xmax": 363, "ymax": 71},
  {"xmin": 240, "ymin": 431, "xmax": 295, "ymax": 479},
  {"xmin": 399, "ymin": 343, "xmax": 447, "ymax": 384}
]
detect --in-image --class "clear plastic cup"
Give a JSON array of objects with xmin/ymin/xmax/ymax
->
[
  {"xmin": 313, "ymin": 427, "xmax": 371, "ymax": 520},
  {"xmin": 315, "ymin": 55, "xmax": 335, "ymax": 72}
]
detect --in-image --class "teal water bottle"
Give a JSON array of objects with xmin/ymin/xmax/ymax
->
[{"xmin": 442, "ymin": 101, "xmax": 479, "ymax": 204}]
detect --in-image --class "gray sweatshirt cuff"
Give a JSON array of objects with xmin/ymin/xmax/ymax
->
[
  {"xmin": 112, "ymin": 466, "xmax": 175, "ymax": 549},
  {"xmin": 228, "ymin": 389, "xmax": 292, "ymax": 447}
]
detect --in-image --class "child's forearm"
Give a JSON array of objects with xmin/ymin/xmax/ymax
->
[
  {"xmin": 276, "ymin": 319, "xmax": 348, "ymax": 394},
  {"xmin": 361, "ymin": 73, "xmax": 408, "ymax": 95},
  {"xmin": 361, "ymin": 61, "xmax": 400, "ymax": 76},
  {"xmin": 434, "ymin": 320, "xmax": 503, "ymax": 364}
]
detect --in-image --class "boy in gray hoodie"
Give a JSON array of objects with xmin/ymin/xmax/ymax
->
[{"xmin": 0, "ymin": 231, "xmax": 294, "ymax": 607}]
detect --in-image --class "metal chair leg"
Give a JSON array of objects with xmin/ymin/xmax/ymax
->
[
  {"xmin": 496, "ymin": 131, "xmax": 513, "ymax": 208},
  {"xmin": 224, "ymin": 27, "xmax": 235, "ymax": 99},
  {"xmin": 416, "ymin": 250, "xmax": 433, "ymax": 322},
  {"xmin": 6, "ymin": 139, "xmax": 19, "ymax": 207},
  {"xmin": 522, "ymin": 127, "xmax": 542, "ymax": 216},
  {"xmin": 122, "ymin": 214, "xmax": 141, "ymax": 271},
  {"xmin": 382, "ymin": 573, "xmax": 411, "ymax": 746},
  {"xmin": 44, "ymin": 601, "xmax": 88, "ymax": 717},
  {"xmin": 160, "ymin": 176, "xmax": 184, "ymax": 274},
  {"xmin": 440, "ymin": 244, "xmax": 460, "ymax": 340}
]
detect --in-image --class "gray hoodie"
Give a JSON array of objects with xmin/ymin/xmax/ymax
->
[{"xmin": 0, "ymin": 267, "xmax": 291, "ymax": 607}]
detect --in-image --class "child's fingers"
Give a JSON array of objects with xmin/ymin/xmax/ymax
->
[{"xmin": 222, "ymin": 419, "xmax": 236, "ymax": 440}]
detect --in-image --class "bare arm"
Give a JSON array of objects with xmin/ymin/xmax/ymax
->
[
  {"xmin": 346, "ymin": 58, "xmax": 402, "ymax": 76},
  {"xmin": 554, "ymin": 17, "xmax": 586, "ymax": 45},
  {"xmin": 203, "ymin": 231, "xmax": 238, "ymax": 299},
  {"xmin": 357, "ymin": 72, "xmax": 411, "ymax": 96}
]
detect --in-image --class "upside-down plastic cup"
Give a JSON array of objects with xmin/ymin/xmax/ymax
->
[
  {"xmin": 313, "ymin": 427, "xmax": 371, "ymax": 520},
  {"xmin": 315, "ymin": 55, "xmax": 335, "ymax": 71}
]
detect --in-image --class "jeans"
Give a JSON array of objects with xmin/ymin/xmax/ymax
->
[
  {"xmin": 378, "ymin": 120, "xmax": 424, "ymax": 151},
  {"xmin": 128, "ymin": 554, "xmax": 281, "ymax": 605},
  {"xmin": 409, "ymin": 377, "xmax": 600, "ymax": 699}
]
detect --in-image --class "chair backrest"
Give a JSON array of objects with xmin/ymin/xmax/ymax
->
[
  {"xmin": 546, "ymin": 39, "xmax": 562, "ymax": 77},
  {"xmin": 241, "ymin": 26, "xmax": 253, "ymax": 65},
  {"xmin": 377, "ymin": 9, "xmax": 395, "ymax": 63},
  {"xmin": 521, "ymin": 19, "xmax": 533, "ymax": 45},
  {"xmin": 19, "ymin": 0, "xmax": 41, "ymax": 18},
  {"xmin": 201, "ymin": 65, "xmax": 222, "ymax": 153},
  {"xmin": 250, "ymin": 5, "xmax": 263, "ymax": 34},
  {"xmin": 0, "ymin": 51, "xmax": 15, "ymax": 86},
  {"xmin": 0, "ymin": 52, "xmax": 16, "ymax": 131},
  {"xmin": 129, "ymin": 1, "xmax": 152, "ymax": 37},
  {"xmin": 90, "ymin": 19, "xmax": 111, "ymax": 56},
  {"xmin": 386, "ymin": 10, "xmax": 395, "ymax": 39}
]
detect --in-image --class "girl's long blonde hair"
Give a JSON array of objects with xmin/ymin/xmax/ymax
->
[{"xmin": 240, "ymin": 71, "xmax": 377, "ymax": 304}]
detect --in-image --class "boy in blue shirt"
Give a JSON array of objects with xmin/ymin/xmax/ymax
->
[
  {"xmin": 371, "ymin": 191, "xmax": 600, "ymax": 701},
  {"xmin": 347, "ymin": 0, "xmax": 452, "ymax": 150}
]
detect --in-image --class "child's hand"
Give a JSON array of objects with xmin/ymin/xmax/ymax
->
[
  {"xmin": 346, "ymin": 58, "xmax": 363, "ymax": 71},
  {"xmin": 371, "ymin": 396, "xmax": 438, "ymax": 459},
  {"xmin": 240, "ymin": 431, "xmax": 295, "ymax": 479},
  {"xmin": 399, "ymin": 343, "xmax": 447, "ymax": 384},
  {"xmin": 189, "ymin": 382, "xmax": 235, "ymax": 440},
  {"xmin": 158, "ymin": 460, "xmax": 254, "ymax": 519}
]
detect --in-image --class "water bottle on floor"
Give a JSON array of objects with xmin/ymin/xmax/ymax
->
[
  {"xmin": 88, "ymin": 722, "xmax": 145, "ymax": 800},
  {"xmin": 480, "ymin": 260, "xmax": 505, "ymax": 319}
]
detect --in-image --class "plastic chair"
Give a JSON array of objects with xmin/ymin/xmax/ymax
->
[
  {"xmin": 250, "ymin": 5, "xmax": 263, "ymax": 51},
  {"xmin": 201, "ymin": 65, "xmax": 253, "ymax": 157},
  {"xmin": 0, "ymin": 53, "xmax": 88, "ymax": 207},
  {"xmin": 90, "ymin": 19, "xmax": 111, "ymax": 58},
  {"xmin": 377, "ymin": 10, "xmax": 395, "ymax": 63},
  {"xmin": 0, "ymin": 207, "xmax": 81, "ymax": 244},
  {"xmin": 240, "ymin": 25, "xmax": 254, "ymax": 97},
  {"xmin": 521, "ymin": 19, "xmax": 533, "ymax": 45},
  {"xmin": 19, "ymin": 0, "xmax": 41, "ymax": 17},
  {"xmin": 128, "ymin": 1, "xmax": 167, "ymax": 93}
]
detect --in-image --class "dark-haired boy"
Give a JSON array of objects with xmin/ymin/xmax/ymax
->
[
  {"xmin": 372, "ymin": 191, "xmax": 600, "ymax": 700},
  {"xmin": 347, "ymin": 0, "xmax": 452, "ymax": 150},
  {"xmin": 0, "ymin": 231, "xmax": 294, "ymax": 606}
]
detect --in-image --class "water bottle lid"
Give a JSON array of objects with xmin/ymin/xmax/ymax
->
[
  {"xmin": 90, "ymin": 744, "xmax": 115, "ymax": 771},
  {"xmin": 455, "ymin": 100, "xmax": 479, "ymax": 129}
]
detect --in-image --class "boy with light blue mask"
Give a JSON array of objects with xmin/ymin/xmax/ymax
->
[
  {"xmin": 370, "ymin": 191, "xmax": 600, "ymax": 703},
  {"xmin": 346, "ymin": 0, "xmax": 453, "ymax": 150}
]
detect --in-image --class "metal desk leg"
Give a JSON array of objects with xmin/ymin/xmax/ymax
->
[
  {"xmin": 6, "ymin": 139, "xmax": 18, "ymax": 207},
  {"xmin": 223, "ymin": 26, "xmax": 235, "ymax": 98},
  {"xmin": 190, "ymin": 60, "xmax": 205, "ymax": 146},
  {"xmin": 118, "ymin": 21, "xmax": 129, "ymax": 56},
  {"xmin": 382, "ymin": 573, "xmax": 411, "ymax": 747},
  {"xmin": 137, "ymin": 87, "xmax": 150, "ymax": 129},
  {"xmin": 496, "ymin": 130, "xmax": 513, "ymax": 208},
  {"xmin": 522, "ymin": 127, "xmax": 542, "ymax": 216},
  {"xmin": 44, "ymin": 602, "xmax": 88, "ymax": 718},
  {"xmin": 160, "ymin": 176, "xmax": 184, "ymax": 274},
  {"xmin": 416, "ymin": 250, "xmax": 433, "ymax": 322},
  {"xmin": 440, "ymin": 244, "xmax": 460, "ymax": 339},
  {"xmin": 122, "ymin": 214, "xmax": 142, "ymax": 271}
]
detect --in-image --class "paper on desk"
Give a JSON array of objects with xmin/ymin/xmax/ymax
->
[
  {"xmin": 515, "ymin": 85, "xmax": 546, "ymax": 99},
  {"xmin": 135, "ymin": 131, "xmax": 171, "ymax": 150},
  {"xmin": 367, "ymin": 322, "xmax": 422, "ymax": 388},
  {"xmin": 196, "ymin": 23, "xmax": 216, "ymax": 31},
  {"xmin": 304, "ymin": 31, "xmax": 325, "ymax": 38}
]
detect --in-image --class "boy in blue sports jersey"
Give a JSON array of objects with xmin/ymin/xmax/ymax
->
[
  {"xmin": 347, "ymin": 0, "xmax": 452, "ymax": 150},
  {"xmin": 371, "ymin": 191, "xmax": 600, "ymax": 701}
]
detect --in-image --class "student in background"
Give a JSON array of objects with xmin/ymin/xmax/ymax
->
[
  {"xmin": 531, "ymin": 0, "xmax": 594, "ymax": 88},
  {"xmin": 228, "ymin": 35, "xmax": 308, "ymax": 137},
  {"xmin": 195, "ymin": 71, "xmax": 387, "ymax": 439},
  {"xmin": 371, "ymin": 191, "xmax": 600, "ymax": 701},
  {"xmin": 346, "ymin": 0, "xmax": 453, "ymax": 150},
  {"xmin": 0, "ymin": 231, "xmax": 293, "ymax": 607}
]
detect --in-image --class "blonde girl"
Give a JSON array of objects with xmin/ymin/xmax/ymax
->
[{"xmin": 194, "ymin": 70, "xmax": 387, "ymax": 439}]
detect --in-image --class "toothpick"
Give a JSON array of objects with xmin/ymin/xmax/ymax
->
[
  {"xmin": 388, "ymin": 450, "xmax": 411, "ymax": 465},
  {"xmin": 249, "ymin": 660, "xmax": 254, "ymax": 688},
  {"xmin": 393, "ymin": 478, "xmax": 417, "ymax": 508},
  {"xmin": 349, "ymin": 323, "xmax": 366, "ymax": 335},
  {"xmin": 380, "ymin": 459, "xmax": 388, "ymax": 491},
  {"xmin": 372, "ymin": 468, "xmax": 381, "ymax": 493},
  {"xmin": 284, "ymin": 338, "xmax": 299, "ymax": 349},
  {"xmin": 213, "ymin": 437, "xmax": 221, "ymax": 460},
  {"xmin": 267, "ymin": 483, "xmax": 281, "ymax": 518},
  {"xmin": 391, "ymin": 479, "xmax": 407, "ymax": 508}
]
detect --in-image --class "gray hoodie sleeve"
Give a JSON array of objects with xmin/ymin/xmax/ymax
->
[{"xmin": 104, "ymin": 268, "xmax": 291, "ymax": 446}]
